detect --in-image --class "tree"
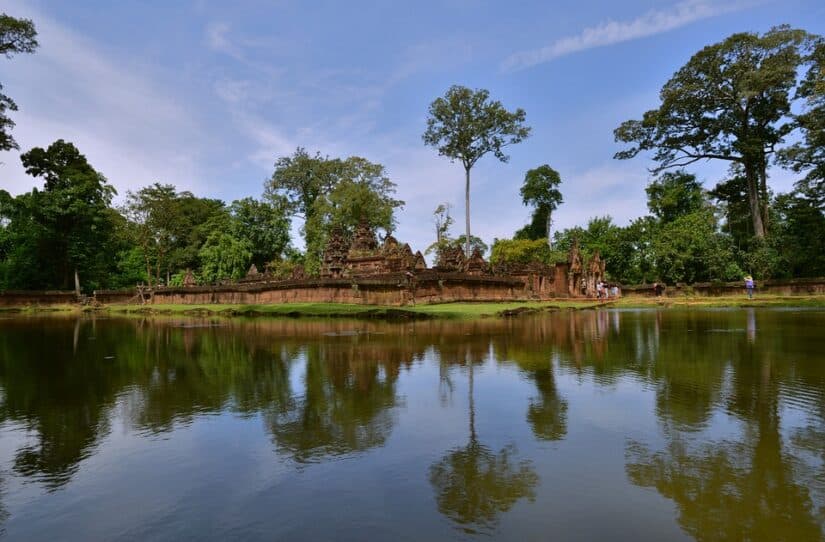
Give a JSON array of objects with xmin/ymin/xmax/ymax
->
[
  {"xmin": 267, "ymin": 150, "xmax": 402, "ymax": 274},
  {"xmin": 518, "ymin": 165, "xmax": 563, "ymax": 247},
  {"xmin": 266, "ymin": 147, "xmax": 339, "ymax": 221},
  {"xmin": 122, "ymin": 184, "xmax": 226, "ymax": 286},
  {"xmin": 652, "ymin": 209, "xmax": 742, "ymax": 284},
  {"xmin": 645, "ymin": 170, "xmax": 705, "ymax": 224},
  {"xmin": 228, "ymin": 197, "xmax": 291, "ymax": 269},
  {"xmin": 199, "ymin": 231, "xmax": 252, "ymax": 283},
  {"xmin": 122, "ymin": 184, "xmax": 180, "ymax": 288},
  {"xmin": 771, "ymin": 191, "xmax": 825, "ymax": 277},
  {"xmin": 0, "ymin": 13, "xmax": 38, "ymax": 152},
  {"xmin": 300, "ymin": 157, "xmax": 402, "ymax": 274},
  {"xmin": 423, "ymin": 85, "xmax": 530, "ymax": 257},
  {"xmin": 433, "ymin": 202, "xmax": 453, "ymax": 246},
  {"xmin": 615, "ymin": 27, "xmax": 817, "ymax": 239},
  {"xmin": 780, "ymin": 41, "xmax": 825, "ymax": 207},
  {"xmin": 17, "ymin": 140, "xmax": 116, "ymax": 292},
  {"xmin": 490, "ymin": 238, "xmax": 563, "ymax": 268}
]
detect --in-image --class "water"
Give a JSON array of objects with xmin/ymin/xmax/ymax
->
[{"xmin": 0, "ymin": 309, "xmax": 823, "ymax": 541}]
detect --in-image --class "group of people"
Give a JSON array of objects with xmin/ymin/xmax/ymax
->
[{"xmin": 596, "ymin": 281, "xmax": 617, "ymax": 300}]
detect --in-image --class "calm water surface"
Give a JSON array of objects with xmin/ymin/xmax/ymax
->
[{"xmin": 0, "ymin": 309, "xmax": 824, "ymax": 541}]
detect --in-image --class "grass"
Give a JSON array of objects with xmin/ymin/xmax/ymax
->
[
  {"xmin": 105, "ymin": 300, "xmax": 602, "ymax": 319},
  {"xmin": 614, "ymin": 294, "xmax": 825, "ymax": 308},
  {"xmin": 2, "ymin": 295, "xmax": 824, "ymax": 320},
  {"xmin": 0, "ymin": 304, "xmax": 76, "ymax": 314}
]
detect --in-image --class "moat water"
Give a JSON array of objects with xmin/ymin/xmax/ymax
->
[{"xmin": 0, "ymin": 309, "xmax": 823, "ymax": 541}]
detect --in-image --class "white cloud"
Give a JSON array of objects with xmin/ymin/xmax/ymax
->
[
  {"xmin": 501, "ymin": 0, "xmax": 754, "ymax": 72},
  {"xmin": 550, "ymin": 162, "xmax": 650, "ymax": 230},
  {"xmin": 0, "ymin": 2, "xmax": 209, "ymax": 198}
]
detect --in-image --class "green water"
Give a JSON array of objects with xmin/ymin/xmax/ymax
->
[{"xmin": 0, "ymin": 309, "xmax": 823, "ymax": 541}]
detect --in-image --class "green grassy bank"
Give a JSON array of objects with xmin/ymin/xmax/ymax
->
[
  {"xmin": 105, "ymin": 300, "xmax": 600, "ymax": 319},
  {"xmin": 2, "ymin": 295, "xmax": 824, "ymax": 319},
  {"xmin": 613, "ymin": 295, "xmax": 825, "ymax": 309}
]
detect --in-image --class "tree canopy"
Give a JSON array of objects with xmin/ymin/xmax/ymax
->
[
  {"xmin": 0, "ymin": 13, "xmax": 38, "ymax": 151},
  {"xmin": 516, "ymin": 165, "xmax": 563, "ymax": 246},
  {"xmin": 615, "ymin": 26, "xmax": 818, "ymax": 239}
]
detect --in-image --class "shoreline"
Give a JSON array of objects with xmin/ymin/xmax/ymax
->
[{"xmin": 1, "ymin": 295, "xmax": 825, "ymax": 319}]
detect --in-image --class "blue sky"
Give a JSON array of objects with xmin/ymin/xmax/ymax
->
[{"xmin": 2, "ymin": 0, "xmax": 824, "ymax": 254}]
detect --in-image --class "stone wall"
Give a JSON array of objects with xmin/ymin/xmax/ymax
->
[
  {"xmin": 0, "ymin": 290, "xmax": 77, "ymax": 306},
  {"xmin": 145, "ymin": 272, "xmax": 529, "ymax": 307},
  {"xmin": 621, "ymin": 277, "xmax": 825, "ymax": 297}
]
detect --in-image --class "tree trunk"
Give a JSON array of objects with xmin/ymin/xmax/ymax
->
[
  {"xmin": 144, "ymin": 257, "xmax": 153, "ymax": 288},
  {"xmin": 745, "ymin": 162, "xmax": 766, "ymax": 239},
  {"xmin": 759, "ymin": 158, "xmax": 770, "ymax": 235},
  {"xmin": 464, "ymin": 166, "xmax": 471, "ymax": 258},
  {"xmin": 546, "ymin": 211, "xmax": 553, "ymax": 249},
  {"xmin": 468, "ymin": 359, "xmax": 475, "ymax": 444},
  {"xmin": 74, "ymin": 268, "xmax": 81, "ymax": 296}
]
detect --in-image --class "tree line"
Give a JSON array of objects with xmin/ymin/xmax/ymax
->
[{"xmin": 0, "ymin": 13, "xmax": 823, "ymax": 291}]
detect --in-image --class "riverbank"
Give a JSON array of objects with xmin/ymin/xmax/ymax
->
[
  {"xmin": 105, "ymin": 300, "xmax": 601, "ymax": 319},
  {"xmin": 613, "ymin": 294, "xmax": 825, "ymax": 308},
  {"xmin": 2, "ymin": 295, "xmax": 824, "ymax": 319}
]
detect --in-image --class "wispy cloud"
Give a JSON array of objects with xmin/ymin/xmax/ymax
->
[
  {"xmin": 0, "ymin": 1, "xmax": 210, "ymax": 197},
  {"xmin": 501, "ymin": 0, "xmax": 754, "ymax": 72}
]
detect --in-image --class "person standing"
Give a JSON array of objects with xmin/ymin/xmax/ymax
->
[{"xmin": 744, "ymin": 275, "xmax": 755, "ymax": 299}]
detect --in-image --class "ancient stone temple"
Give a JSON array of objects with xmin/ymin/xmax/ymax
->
[
  {"xmin": 583, "ymin": 250, "xmax": 604, "ymax": 295},
  {"xmin": 321, "ymin": 226, "xmax": 348, "ymax": 278},
  {"xmin": 182, "ymin": 268, "xmax": 197, "ymax": 287},
  {"xmin": 321, "ymin": 220, "xmax": 426, "ymax": 278},
  {"xmin": 465, "ymin": 247, "xmax": 490, "ymax": 276},
  {"xmin": 246, "ymin": 264, "xmax": 260, "ymax": 279},
  {"xmin": 434, "ymin": 245, "xmax": 466, "ymax": 272},
  {"xmin": 567, "ymin": 240, "xmax": 584, "ymax": 296}
]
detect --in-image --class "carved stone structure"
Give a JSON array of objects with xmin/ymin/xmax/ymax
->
[
  {"xmin": 435, "ymin": 245, "xmax": 466, "ymax": 272},
  {"xmin": 321, "ymin": 220, "xmax": 430, "ymax": 278},
  {"xmin": 465, "ymin": 248, "xmax": 490, "ymax": 276},
  {"xmin": 151, "ymin": 221, "xmax": 615, "ymax": 307},
  {"xmin": 321, "ymin": 226, "xmax": 348, "ymax": 279},
  {"xmin": 182, "ymin": 268, "xmax": 197, "ymax": 287},
  {"xmin": 567, "ymin": 240, "xmax": 584, "ymax": 296}
]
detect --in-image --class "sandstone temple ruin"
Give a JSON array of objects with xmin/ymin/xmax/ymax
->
[{"xmin": 95, "ymin": 221, "xmax": 611, "ymax": 307}]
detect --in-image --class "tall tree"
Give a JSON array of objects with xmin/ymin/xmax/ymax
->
[
  {"xmin": 518, "ymin": 165, "xmax": 563, "ymax": 247},
  {"xmin": 16, "ymin": 140, "xmax": 116, "ymax": 291},
  {"xmin": 423, "ymin": 85, "xmax": 530, "ymax": 256},
  {"xmin": 0, "ymin": 13, "xmax": 38, "ymax": 152},
  {"xmin": 614, "ymin": 26, "xmax": 817, "ymax": 239}
]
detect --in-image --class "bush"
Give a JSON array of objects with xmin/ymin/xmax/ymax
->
[{"xmin": 490, "ymin": 238, "xmax": 566, "ymax": 267}]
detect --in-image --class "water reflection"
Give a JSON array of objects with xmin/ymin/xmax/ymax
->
[
  {"xmin": 429, "ymin": 352, "xmax": 538, "ymax": 534},
  {"xmin": 0, "ymin": 310, "xmax": 823, "ymax": 540},
  {"xmin": 266, "ymin": 340, "xmax": 403, "ymax": 463}
]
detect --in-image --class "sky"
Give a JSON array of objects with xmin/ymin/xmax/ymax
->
[{"xmin": 1, "ymin": 0, "xmax": 824, "ymax": 255}]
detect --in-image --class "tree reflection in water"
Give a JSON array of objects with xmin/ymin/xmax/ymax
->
[
  {"xmin": 0, "ymin": 310, "xmax": 823, "ymax": 540},
  {"xmin": 266, "ymin": 339, "xmax": 402, "ymax": 463},
  {"xmin": 622, "ymin": 310, "xmax": 825, "ymax": 542},
  {"xmin": 429, "ymin": 354, "xmax": 538, "ymax": 534}
]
